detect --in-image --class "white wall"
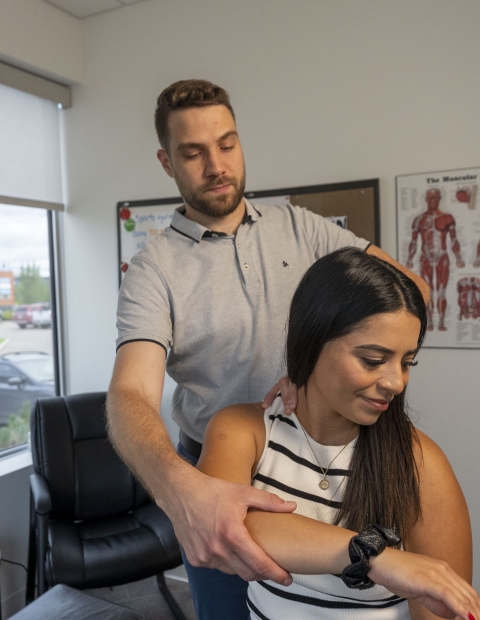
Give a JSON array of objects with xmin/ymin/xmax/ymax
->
[
  {"xmin": 0, "ymin": 0, "xmax": 82, "ymax": 83},
  {"xmin": 61, "ymin": 0, "xmax": 480, "ymax": 588}
]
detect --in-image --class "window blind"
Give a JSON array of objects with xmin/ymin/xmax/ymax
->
[{"xmin": 0, "ymin": 82, "xmax": 64, "ymax": 210}]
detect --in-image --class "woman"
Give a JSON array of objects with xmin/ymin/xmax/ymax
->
[{"xmin": 197, "ymin": 247, "xmax": 479, "ymax": 620}]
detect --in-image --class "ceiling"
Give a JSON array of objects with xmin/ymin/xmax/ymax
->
[{"xmin": 41, "ymin": 0, "xmax": 148, "ymax": 19}]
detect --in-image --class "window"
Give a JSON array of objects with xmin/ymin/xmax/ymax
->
[
  {"xmin": 0, "ymin": 81, "xmax": 64, "ymax": 455},
  {"xmin": 0, "ymin": 204, "xmax": 59, "ymax": 453}
]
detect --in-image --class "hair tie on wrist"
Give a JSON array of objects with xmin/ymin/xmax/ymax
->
[{"xmin": 341, "ymin": 524, "xmax": 401, "ymax": 589}]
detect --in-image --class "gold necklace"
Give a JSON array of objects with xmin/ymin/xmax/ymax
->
[{"xmin": 298, "ymin": 421, "xmax": 354, "ymax": 492}]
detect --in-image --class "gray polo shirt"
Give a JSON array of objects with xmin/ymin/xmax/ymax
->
[{"xmin": 116, "ymin": 200, "xmax": 369, "ymax": 442}]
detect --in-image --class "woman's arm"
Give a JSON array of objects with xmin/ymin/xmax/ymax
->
[
  {"xmin": 198, "ymin": 407, "xmax": 480, "ymax": 620},
  {"xmin": 198, "ymin": 403, "xmax": 354, "ymax": 574},
  {"xmin": 405, "ymin": 430, "xmax": 473, "ymax": 620}
]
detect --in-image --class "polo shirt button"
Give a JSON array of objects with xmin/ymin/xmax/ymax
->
[
  {"xmin": 237, "ymin": 243, "xmax": 241, "ymax": 248},
  {"xmin": 212, "ymin": 233, "xmax": 218, "ymax": 237},
  {"xmin": 243, "ymin": 264, "xmax": 249, "ymax": 270}
]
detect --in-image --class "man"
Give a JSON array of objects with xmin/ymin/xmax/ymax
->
[
  {"xmin": 406, "ymin": 187, "xmax": 464, "ymax": 330},
  {"xmin": 106, "ymin": 79, "xmax": 429, "ymax": 619}
]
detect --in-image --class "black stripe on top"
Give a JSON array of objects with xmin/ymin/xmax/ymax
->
[
  {"xmin": 256, "ymin": 581, "xmax": 406, "ymax": 609},
  {"xmin": 268, "ymin": 413, "xmax": 298, "ymax": 429},
  {"xmin": 268, "ymin": 440, "xmax": 351, "ymax": 477},
  {"xmin": 170, "ymin": 225, "xmax": 200, "ymax": 243},
  {"xmin": 116, "ymin": 339, "xmax": 167, "ymax": 355},
  {"xmin": 253, "ymin": 473, "xmax": 343, "ymax": 510},
  {"xmin": 246, "ymin": 594, "xmax": 271, "ymax": 620}
]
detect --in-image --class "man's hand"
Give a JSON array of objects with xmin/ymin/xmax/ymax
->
[
  {"xmin": 262, "ymin": 376, "xmax": 297, "ymax": 415},
  {"xmin": 370, "ymin": 547, "xmax": 480, "ymax": 620},
  {"xmin": 109, "ymin": 344, "xmax": 296, "ymax": 583},
  {"xmin": 159, "ymin": 464, "xmax": 296, "ymax": 583},
  {"xmin": 366, "ymin": 244, "xmax": 431, "ymax": 305}
]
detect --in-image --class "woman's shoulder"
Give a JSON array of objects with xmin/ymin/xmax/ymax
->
[
  {"xmin": 209, "ymin": 402, "xmax": 265, "ymax": 431},
  {"xmin": 406, "ymin": 428, "xmax": 471, "ymax": 579},
  {"xmin": 204, "ymin": 402, "xmax": 267, "ymax": 459},
  {"xmin": 412, "ymin": 427, "xmax": 459, "ymax": 487},
  {"xmin": 413, "ymin": 428, "xmax": 448, "ymax": 463}
]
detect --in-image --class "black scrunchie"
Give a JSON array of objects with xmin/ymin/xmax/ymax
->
[{"xmin": 341, "ymin": 524, "xmax": 401, "ymax": 590}]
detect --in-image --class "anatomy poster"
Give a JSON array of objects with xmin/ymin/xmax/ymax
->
[{"xmin": 396, "ymin": 167, "xmax": 480, "ymax": 348}]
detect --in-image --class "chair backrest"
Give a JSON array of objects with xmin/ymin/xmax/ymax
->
[{"xmin": 31, "ymin": 392, "xmax": 150, "ymax": 521}]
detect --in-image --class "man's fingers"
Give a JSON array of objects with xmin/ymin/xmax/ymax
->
[
  {"xmin": 229, "ymin": 530, "xmax": 292, "ymax": 584},
  {"xmin": 279, "ymin": 376, "xmax": 297, "ymax": 415},
  {"xmin": 262, "ymin": 376, "xmax": 298, "ymax": 414},
  {"xmin": 215, "ymin": 551, "xmax": 291, "ymax": 584},
  {"xmin": 184, "ymin": 526, "xmax": 292, "ymax": 584},
  {"xmin": 245, "ymin": 487, "xmax": 296, "ymax": 513},
  {"xmin": 261, "ymin": 383, "xmax": 280, "ymax": 409}
]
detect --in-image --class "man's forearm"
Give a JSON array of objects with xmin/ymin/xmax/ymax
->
[
  {"xmin": 404, "ymin": 268, "xmax": 431, "ymax": 304},
  {"xmin": 366, "ymin": 244, "xmax": 431, "ymax": 305},
  {"xmin": 106, "ymin": 341, "xmax": 195, "ymax": 507},
  {"xmin": 106, "ymin": 383, "xmax": 189, "ymax": 504}
]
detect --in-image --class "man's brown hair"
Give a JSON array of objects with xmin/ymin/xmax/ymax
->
[{"xmin": 154, "ymin": 79, "xmax": 235, "ymax": 152}]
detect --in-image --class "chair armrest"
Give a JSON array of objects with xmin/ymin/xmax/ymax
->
[{"xmin": 30, "ymin": 473, "xmax": 52, "ymax": 515}]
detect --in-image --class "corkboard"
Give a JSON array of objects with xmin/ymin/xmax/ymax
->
[
  {"xmin": 245, "ymin": 179, "xmax": 380, "ymax": 245},
  {"xmin": 289, "ymin": 187, "xmax": 375, "ymax": 242}
]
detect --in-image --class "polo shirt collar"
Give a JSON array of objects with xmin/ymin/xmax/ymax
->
[
  {"xmin": 245, "ymin": 199, "xmax": 262, "ymax": 222},
  {"xmin": 170, "ymin": 199, "xmax": 261, "ymax": 243}
]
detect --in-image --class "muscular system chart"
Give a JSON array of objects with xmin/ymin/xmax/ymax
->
[{"xmin": 397, "ymin": 167, "xmax": 480, "ymax": 349}]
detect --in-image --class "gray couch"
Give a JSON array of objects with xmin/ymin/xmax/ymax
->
[{"xmin": 10, "ymin": 584, "xmax": 146, "ymax": 620}]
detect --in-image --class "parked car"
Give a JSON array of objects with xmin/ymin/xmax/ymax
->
[
  {"xmin": 0, "ymin": 351, "xmax": 55, "ymax": 425},
  {"xmin": 13, "ymin": 303, "xmax": 51, "ymax": 328}
]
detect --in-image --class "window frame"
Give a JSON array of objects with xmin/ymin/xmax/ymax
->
[{"xmin": 0, "ymin": 206, "xmax": 63, "ymax": 459}]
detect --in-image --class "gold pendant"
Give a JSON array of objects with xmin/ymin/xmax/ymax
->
[{"xmin": 319, "ymin": 479, "xmax": 330, "ymax": 491}]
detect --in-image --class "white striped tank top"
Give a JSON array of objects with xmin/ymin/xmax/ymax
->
[{"xmin": 247, "ymin": 397, "xmax": 410, "ymax": 620}]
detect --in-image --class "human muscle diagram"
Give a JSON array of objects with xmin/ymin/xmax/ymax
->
[
  {"xmin": 457, "ymin": 277, "xmax": 480, "ymax": 321},
  {"xmin": 406, "ymin": 189, "xmax": 464, "ymax": 331},
  {"xmin": 397, "ymin": 167, "xmax": 480, "ymax": 348}
]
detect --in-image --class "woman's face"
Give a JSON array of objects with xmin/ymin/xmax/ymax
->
[{"xmin": 306, "ymin": 309, "xmax": 421, "ymax": 428}]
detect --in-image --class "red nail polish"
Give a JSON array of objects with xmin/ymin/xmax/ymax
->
[{"xmin": 467, "ymin": 612, "xmax": 476, "ymax": 620}]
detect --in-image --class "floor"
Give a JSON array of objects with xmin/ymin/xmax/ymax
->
[{"xmin": 86, "ymin": 565, "xmax": 196, "ymax": 620}]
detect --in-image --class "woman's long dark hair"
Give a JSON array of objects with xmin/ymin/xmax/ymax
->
[{"xmin": 286, "ymin": 247, "xmax": 427, "ymax": 538}]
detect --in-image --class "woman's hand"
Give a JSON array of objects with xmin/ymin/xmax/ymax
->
[{"xmin": 369, "ymin": 547, "xmax": 480, "ymax": 620}]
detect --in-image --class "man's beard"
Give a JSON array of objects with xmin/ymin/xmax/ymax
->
[{"xmin": 175, "ymin": 170, "xmax": 246, "ymax": 218}]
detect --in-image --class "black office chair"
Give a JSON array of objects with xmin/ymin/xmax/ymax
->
[{"xmin": 26, "ymin": 392, "xmax": 188, "ymax": 620}]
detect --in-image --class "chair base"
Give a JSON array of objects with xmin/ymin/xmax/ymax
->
[{"xmin": 157, "ymin": 573, "xmax": 189, "ymax": 620}]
